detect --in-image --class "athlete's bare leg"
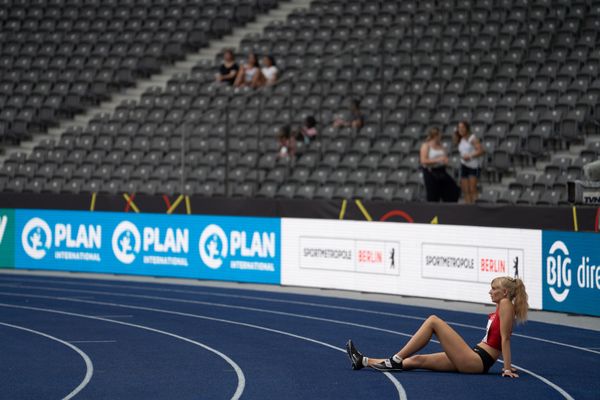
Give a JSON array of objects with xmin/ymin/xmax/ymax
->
[{"xmin": 367, "ymin": 315, "xmax": 482, "ymax": 373}]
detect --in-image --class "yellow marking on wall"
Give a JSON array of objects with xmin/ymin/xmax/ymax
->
[
  {"xmin": 339, "ymin": 199, "xmax": 347, "ymax": 220},
  {"xmin": 354, "ymin": 199, "xmax": 373, "ymax": 221},
  {"xmin": 90, "ymin": 192, "xmax": 97, "ymax": 211},
  {"xmin": 167, "ymin": 194, "xmax": 184, "ymax": 214},
  {"xmin": 185, "ymin": 195, "xmax": 192, "ymax": 215}
]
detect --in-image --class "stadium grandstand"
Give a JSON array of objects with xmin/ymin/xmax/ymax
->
[
  {"xmin": 1, "ymin": 3, "xmax": 600, "ymax": 399},
  {"xmin": 1, "ymin": 0, "xmax": 599, "ymax": 205}
]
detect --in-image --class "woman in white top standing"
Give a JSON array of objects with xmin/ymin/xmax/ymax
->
[
  {"xmin": 420, "ymin": 127, "xmax": 459, "ymax": 202},
  {"xmin": 454, "ymin": 121, "xmax": 485, "ymax": 204}
]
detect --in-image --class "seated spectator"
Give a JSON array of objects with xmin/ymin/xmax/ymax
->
[
  {"xmin": 299, "ymin": 116, "xmax": 318, "ymax": 144},
  {"xmin": 215, "ymin": 49, "xmax": 239, "ymax": 85},
  {"xmin": 234, "ymin": 53, "xmax": 260, "ymax": 88},
  {"xmin": 277, "ymin": 125, "xmax": 296, "ymax": 161},
  {"xmin": 259, "ymin": 55, "xmax": 278, "ymax": 86},
  {"xmin": 333, "ymin": 99, "xmax": 364, "ymax": 129},
  {"xmin": 420, "ymin": 127, "xmax": 460, "ymax": 202}
]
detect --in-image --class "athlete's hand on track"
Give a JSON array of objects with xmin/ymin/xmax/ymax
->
[{"xmin": 502, "ymin": 369, "xmax": 519, "ymax": 378}]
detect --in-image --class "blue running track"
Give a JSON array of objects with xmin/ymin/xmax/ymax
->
[{"xmin": 0, "ymin": 273, "xmax": 598, "ymax": 399}]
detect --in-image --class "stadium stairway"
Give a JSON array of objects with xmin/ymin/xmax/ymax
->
[
  {"xmin": 0, "ymin": 0, "xmax": 313, "ymax": 165},
  {"xmin": 482, "ymin": 131, "xmax": 600, "ymax": 205}
]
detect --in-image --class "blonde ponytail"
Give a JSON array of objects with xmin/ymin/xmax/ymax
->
[{"xmin": 494, "ymin": 276, "xmax": 529, "ymax": 324}]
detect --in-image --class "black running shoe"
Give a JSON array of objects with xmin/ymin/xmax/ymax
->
[
  {"xmin": 346, "ymin": 339, "xmax": 364, "ymax": 370},
  {"xmin": 370, "ymin": 358, "xmax": 403, "ymax": 372}
]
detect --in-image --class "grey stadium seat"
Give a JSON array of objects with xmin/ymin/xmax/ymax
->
[{"xmin": 2, "ymin": 0, "xmax": 598, "ymax": 203}]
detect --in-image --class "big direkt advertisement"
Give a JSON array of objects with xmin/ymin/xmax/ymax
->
[{"xmin": 543, "ymin": 230, "xmax": 600, "ymax": 316}]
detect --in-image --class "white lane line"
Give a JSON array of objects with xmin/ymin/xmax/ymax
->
[
  {"xmin": 68, "ymin": 340, "xmax": 117, "ymax": 344},
  {"xmin": 0, "ymin": 293, "xmax": 407, "ymax": 400},
  {"xmin": 2, "ymin": 277, "xmax": 597, "ymax": 356},
  {"xmin": 49, "ymin": 290, "xmax": 570, "ymax": 400},
  {"xmin": 8, "ymin": 290, "xmax": 578, "ymax": 400},
  {"xmin": 0, "ymin": 282, "xmax": 584, "ymax": 400},
  {"xmin": 0, "ymin": 321, "xmax": 94, "ymax": 400},
  {"xmin": 506, "ymin": 362, "xmax": 574, "ymax": 400},
  {"xmin": 92, "ymin": 315, "xmax": 133, "ymax": 318},
  {"xmin": 0, "ymin": 302, "xmax": 245, "ymax": 400},
  {"xmin": 0, "ymin": 284, "xmax": 414, "ymax": 337},
  {"xmin": 4, "ymin": 281, "xmax": 599, "ymax": 364}
]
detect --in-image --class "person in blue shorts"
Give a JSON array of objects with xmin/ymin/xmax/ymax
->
[{"xmin": 454, "ymin": 121, "xmax": 485, "ymax": 204}]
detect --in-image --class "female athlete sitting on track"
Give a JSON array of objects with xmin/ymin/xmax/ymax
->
[{"xmin": 346, "ymin": 276, "xmax": 528, "ymax": 378}]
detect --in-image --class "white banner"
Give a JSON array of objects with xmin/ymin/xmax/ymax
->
[
  {"xmin": 299, "ymin": 236, "xmax": 400, "ymax": 275},
  {"xmin": 282, "ymin": 219, "xmax": 542, "ymax": 309}
]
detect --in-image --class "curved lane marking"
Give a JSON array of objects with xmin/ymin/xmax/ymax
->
[
  {"xmin": 0, "ymin": 295, "xmax": 406, "ymax": 400},
  {"xmin": 0, "ymin": 303, "xmax": 245, "ymax": 400},
  {"xmin": 0, "ymin": 291, "xmax": 574, "ymax": 399},
  {"xmin": 1, "ymin": 277, "xmax": 596, "ymax": 356},
  {"xmin": 0, "ymin": 321, "xmax": 94, "ymax": 400}
]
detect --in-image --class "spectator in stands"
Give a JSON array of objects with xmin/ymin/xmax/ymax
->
[
  {"xmin": 234, "ymin": 53, "xmax": 260, "ymax": 88},
  {"xmin": 215, "ymin": 49, "xmax": 239, "ymax": 85},
  {"xmin": 277, "ymin": 125, "xmax": 296, "ymax": 161},
  {"xmin": 420, "ymin": 127, "xmax": 460, "ymax": 202},
  {"xmin": 259, "ymin": 55, "xmax": 278, "ymax": 86},
  {"xmin": 298, "ymin": 115, "xmax": 318, "ymax": 144},
  {"xmin": 454, "ymin": 121, "xmax": 485, "ymax": 204},
  {"xmin": 333, "ymin": 99, "xmax": 364, "ymax": 130}
]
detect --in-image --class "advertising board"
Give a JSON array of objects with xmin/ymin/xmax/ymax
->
[
  {"xmin": 282, "ymin": 218, "xmax": 542, "ymax": 308},
  {"xmin": 0, "ymin": 209, "xmax": 14, "ymax": 268},
  {"xmin": 542, "ymin": 231, "xmax": 600, "ymax": 316},
  {"xmin": 13, "ymin": 209, "xmax": 280, "ymax": 284}
]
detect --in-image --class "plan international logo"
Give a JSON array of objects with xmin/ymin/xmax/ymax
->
[
  {"xmin": 20, "ymin": 216, "xmax": 102, "ymax": 262},
  {"xmin": 21, "ymin": 217, "xmax": 52, "ymax": 260},
  {"xmin": 198, "ymin": 223, "xmax": 277, "ymax": 272},
  {"xmin": 198, "ymin": 224, "xmax": 228, "ymax": 269},
  {"xmin": 111, "ymin": 220, "xmax": 189, "ymax": 266}
]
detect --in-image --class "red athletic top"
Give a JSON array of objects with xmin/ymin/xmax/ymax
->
[{"xmin": 482, "ymin": 309, "xmax": 502, "ymax": 351}]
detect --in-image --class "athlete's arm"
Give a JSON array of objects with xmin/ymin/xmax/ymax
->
[{"xmin": 499, "ymin": 298, "xmax": 518, "ymax": 378}]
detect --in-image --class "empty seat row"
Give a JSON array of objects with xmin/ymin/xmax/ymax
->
[{"xmin": 0, "ymin": 0, "xmax": 280, "ymax": 141}]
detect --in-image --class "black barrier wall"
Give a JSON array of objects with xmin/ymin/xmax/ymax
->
[{"xmin": 0, "ymin": 192, "xmax": 598, "ymax": 232}]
